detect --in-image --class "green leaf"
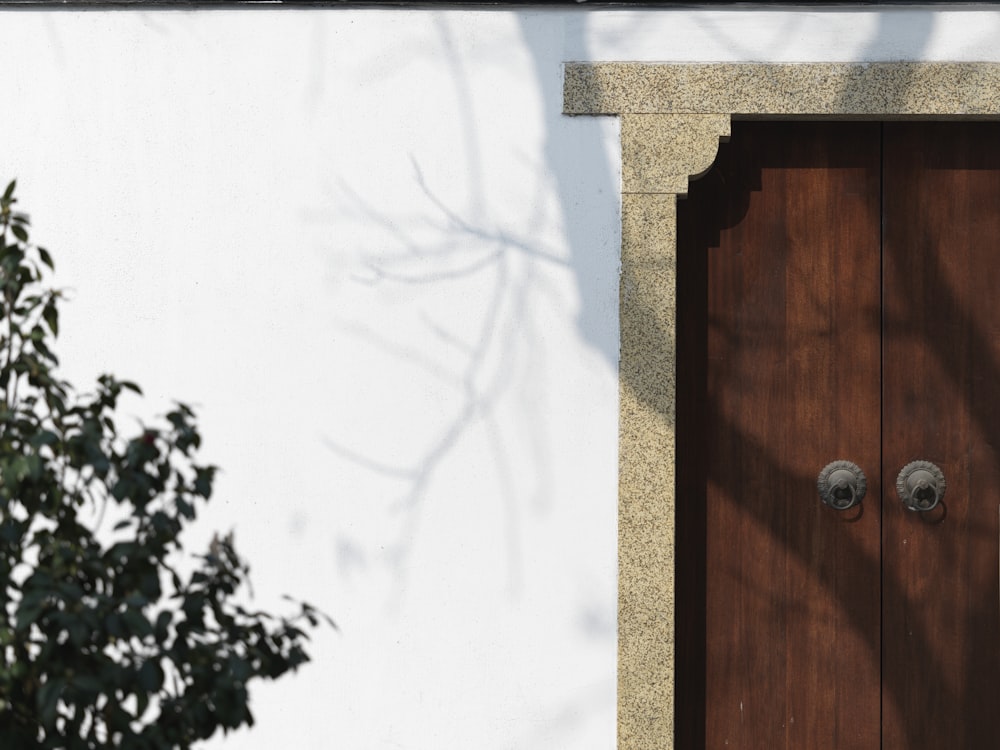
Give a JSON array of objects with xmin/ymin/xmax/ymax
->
[
  {"xmin": 194, "ymin": 466, "xmax": 216, "ymax": 498},
  {"xmin": 137, "ymin": 658, "xmax": 164, "ymax": 693},
  {"xmin": 15, "ymin": 603, "xmax": 45, "ymax": 632},
  {"xmin": 37, "ymin": 678, "xmax": 63, "ymax": 727},
  {"xmin": 140, "ymin": 569, "xmax": 161, "ymax": 600},
  {"xmin": 0, "ymin": 518, "xmax": 24, "ymax": 544},
  {"xmin": 42, "ymin": 302, "xmax": 58, "ymax": 337},
  {"xmin": 24, "ymin": 453, "xmax": 41, "ymax": 479},
  {"xmin": 68, "ymin": 619, "xmax": 89, "ymax": 648},
  {"xmin": 136, "ymin": 686, "xmax": 149, "ymax": 719},
  {"xmin": 176, "ymin": 496, "xmax": 195, "ymax": 520},
  {"xmin": 123, "ymin": 608, "xmax": 153, "ymax": 639},
  {"xmin": 104, "ymin": 612, "xmax": 124, "ymax": 639},
  {"xmin": 10, "ymin": 223, "xmax": 27, "ymax": 243},
  {"xmin": 30, "ymin": 429, "xmax": 59, "ymax": 447},
  {"xmin": 37, "ymin": 246, "xmax": 53, "ymax": 270},
  {"xmin": 155, "ymin": 610, "xmax": 173, "ymax": 642},
  {"xmin": 107, "ymin": 541, "xmax": 137, "ymax": 564},
  {"xmin": 72, "ymin": 675, "xmax": 103, "ymax": 695},
  {"xmin": 121, "ymin": 380, "xmax": 142, "ymax": 394},
  {"xmin": 2, "ymin": 180, "xmax": 15, "ymax": 202},
  {"xmin": 111, "ymin": 477, "xmax": 134, "ymax": 501}
]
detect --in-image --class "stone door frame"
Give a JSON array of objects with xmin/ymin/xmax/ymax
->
[{"xmin": 562, "ymin": 61, "xmax": 1000, "ymax": 749}]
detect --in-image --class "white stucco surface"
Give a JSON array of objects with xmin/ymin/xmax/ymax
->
[{"xmin": 2, "ymin": 6, "xmax": 999, "ymax": 749}]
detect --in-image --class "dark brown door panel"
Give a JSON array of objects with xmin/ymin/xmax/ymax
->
[{"xmin": 676, "ymin": 121, "xmax": 1000, "ymax": 749}]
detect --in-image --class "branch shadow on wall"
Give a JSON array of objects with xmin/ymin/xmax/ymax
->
[
  {"xmin": 311, "ymin": 13, "xmax": 619, "ymax": 623},
  {"xmin": 318, "ymin": 159, "xmax": 552, "ymax": 599}
]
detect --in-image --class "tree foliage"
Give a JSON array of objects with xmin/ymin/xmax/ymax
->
[{"xmin": 0, "ymin": 181, "xmax": 330, "ymax": 748}]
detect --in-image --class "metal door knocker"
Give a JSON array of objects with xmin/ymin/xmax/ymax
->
[
  {"xmin": 896, "ymin": 460, "xmax": 946, "ymax": 513},
  {"xmin": 818, "ymin": 460, "xmax": 867, "ymax": 511}
]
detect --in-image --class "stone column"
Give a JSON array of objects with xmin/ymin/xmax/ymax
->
[{"xmin": 618, "ymin": 113, "xmax": 729, "ymax": 750}]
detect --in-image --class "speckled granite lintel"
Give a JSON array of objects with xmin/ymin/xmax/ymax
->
[{"xmin": 565, "ymin": 62, "xmax": 1000, "ymax": 116}]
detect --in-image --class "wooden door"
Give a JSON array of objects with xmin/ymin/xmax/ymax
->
[
  {"xmin": 881, "ymin": 123, "xmax": 1000, "ymax": 748},
  {"xmin": 675, "ymin": 122, "xmax": 1000, "ymax": 748}
]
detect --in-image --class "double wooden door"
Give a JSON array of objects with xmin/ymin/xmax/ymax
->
[{"xmin": 675, "ymin": 122, "xmax": 1000, "ymax": 749}]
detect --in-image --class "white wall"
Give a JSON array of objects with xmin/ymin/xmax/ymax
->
[{"xmin": 2, "ymin": 6, "xmax": 1000, "ymax": 749}]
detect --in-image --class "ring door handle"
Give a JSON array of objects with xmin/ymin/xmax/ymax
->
[
  {"xmin": 896, "ymin": 460, "xmax": 947, "ymax": 512},
  {"xmin": 818, "ymin": 461, "xmax": 867, "ymax": 511}
]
